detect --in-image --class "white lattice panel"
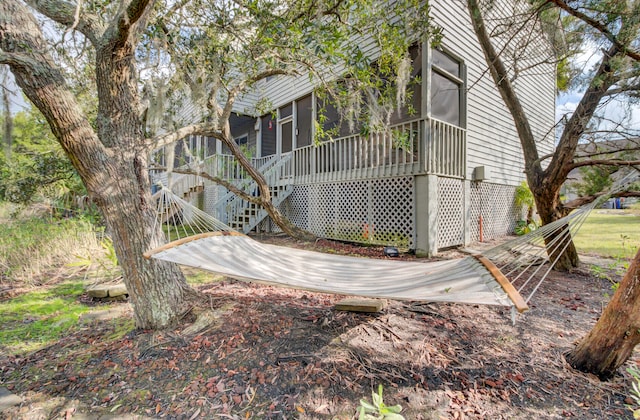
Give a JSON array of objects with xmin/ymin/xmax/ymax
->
[
  {"xmin": 369, "ymin": 178, "xmax": 414, "ymax": 247},
  {"xmin": 204, "ymin": 185, "xmax": 225, "ymax": 223},
  {"xmin": 284, "ymin": 177, "xmax": 415, "ymax": 247},
  {"xmin": 437, "ymin": 177, "xmax": 464, "ymax": 248},
  {"xmin": 469, "ymin": 183, "xmax": 521, "ymax": 242}
]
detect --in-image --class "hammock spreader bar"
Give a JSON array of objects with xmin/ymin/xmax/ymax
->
[{"xmin": 473, "ymin": 255, "xmax": 528, "ymax": 313}]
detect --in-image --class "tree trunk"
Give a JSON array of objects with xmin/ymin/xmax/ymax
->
[
  {"xmin": 1, "ymin": 72, "xmax": 12, "ymax": 160},
  {"xmin": 565, "ymin": 247, "xmax": 640, "ymax": 380},
  {"xmin": 96, "ymin": 155, "xmax": 192, "ymax": 328},
  {"xmin": 1, "ymin": 0, "xmax": 193, "ymax": 329},
  {"xmin": 533, "ymin": 182, "xmax": 579, "ymax": 271}
]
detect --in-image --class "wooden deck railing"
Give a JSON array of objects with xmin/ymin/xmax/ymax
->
[
  {"xmin": 292, "ymin": 116, "xmax": 465, "ymax": 182},
  {"xmin": 158, "ymin": 116, "xmax": 466, "ymax": 198}
]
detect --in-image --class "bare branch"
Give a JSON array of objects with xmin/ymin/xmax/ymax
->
[
  {"xmin": 575, "ymin": 146, "xmax": 640, "ymax": 160},
  {"xmin": 564, "ymin": 190, "xmax": 640, "ymax": 209},
  {"xmin": 107, "ymin": 0, "xmax": 154, "ymax": 49},
  {"xmin": 147, "ymin": 122, "xmax": 222, "ymax": 151},
  {"xmin": 467, "ymin": 0, "xmax": 542, "ymax": 178},
  {"xmin": 0, "ymin": 51, "xmax": 41, "ymax": 69},
  {"xmin": 568, "ymin": 159, "xmax": 640, "ymax": 171},
  {"xmin": 221, "ymin": 68, "xmax": 295, "ymax": 123},
  {"xmin": 25, "ymin": 0, "xmax": 104, "ymax": 43},
  {"xmin": 155, "ymin": 167, "xmax": 262, "ymax": 205},
  {"xmin": 547, "ymin": 0, "xmax": 640, "ymax": 62}
]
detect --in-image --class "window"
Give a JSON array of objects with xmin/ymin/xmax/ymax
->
[{"xmin": 431, "ymin": 49, "xmax": 464, "ymax": 127}]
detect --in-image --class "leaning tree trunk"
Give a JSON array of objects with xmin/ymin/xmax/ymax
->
[
  {"xmin": 218, "ymin": 132, "xmax": 316, "ymax": 241},
  {"xmin": 566, "ymin": 247, "xmax": 640, "ymax": 380},
  {"xmin": 1, "ymin": 0, "xmax": 192, "ymax": 329}
]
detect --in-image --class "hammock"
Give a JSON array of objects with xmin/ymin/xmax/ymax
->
[{"xmin": 144, "ymin": 172, "xmax": 636, "ymax": 317}]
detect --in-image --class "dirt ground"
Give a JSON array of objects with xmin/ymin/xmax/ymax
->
[{"xmin": 1, "ymin": 234, "xmax": 638, "ymax": 419}]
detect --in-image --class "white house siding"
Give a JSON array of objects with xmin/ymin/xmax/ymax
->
[
  {"xmin": 216, "ymin": 0, "xmax": 555, "ymax": 252},
  {"xmin": 431, "ymin": 0, "xmax": 555, "ymax": 187},
  {"xmin": 242, "ymin": 0, "xmax": 555, "ymax": 187}
]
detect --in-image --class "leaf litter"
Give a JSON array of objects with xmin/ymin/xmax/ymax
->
[{"xmin": 0, "ymin": 235, "xmax": 638, "ymax": 419}]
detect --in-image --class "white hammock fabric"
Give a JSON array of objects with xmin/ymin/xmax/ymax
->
[
  {"xmin": 145, "ymin": 231, "xmax": 515, "ymax": 308},
  {"xmin": 145, "ymin": 170, "xmax": 637, "ymax": 314},
  {"xmin": 146, "ymin": 188, "xmax": 534, "ymax": 313}
]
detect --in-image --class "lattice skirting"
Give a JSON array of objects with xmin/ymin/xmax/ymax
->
[
  {"xmin": 256, "ymin": 178, "xmax": 522, "ymax": 252},
  {"xmin": 469, "ymin": 182, "xmax": 522, "ymax": 242},
  {"xmin": 436, "ymin": 177, "xmax": 465, "ymax": 248},
  {"xmin": 269, "ymin": 177, "xmax": 416, "ymax": 248}
]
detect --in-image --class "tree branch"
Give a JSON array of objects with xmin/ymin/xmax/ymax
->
[
  {"xmin": 545, "ymin": 43, "xmax": 620, "ymax": 183},
  {"xmin": 467, "ymin": 0, "xmax": 542, "ymax": 179},
  {"xmin": 221, "ymin": 68, "xmax": 295, "ymax": 123},
  {"xmin": 154, "ymin": 167, "xmax": 262, "ymax": 205},
  {"xmin": 147, "ymin": 122, "xmax": 222, "ymax": 151},
  {"xmin": 564, "ymin": 190, "xmax": 640, "ymax": 209},
  {"xmin": 0, "ymin": 51, "xmax": 42, "ymax": 69},
  {"xmin": 568, "ymin": 159, "xmax": 640, "ymax": 171},
  {"xmin": 107, "ymin": 0, "xmax": 154, "ymax": 49},
  {"xmin": 547, "ymin": 0, "xmax": 640, "ymax": 62},
  {"xmin": 25, "ymin": 0, "xmax": 104, "ymax": 44}
]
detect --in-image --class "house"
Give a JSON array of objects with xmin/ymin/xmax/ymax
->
[{"xmin": 154, "ymin": 0, "xmax": 556, "ymax": 256}]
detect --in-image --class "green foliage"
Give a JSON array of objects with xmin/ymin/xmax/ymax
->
[
  {"xmin": 515, "ymin": 181, "xmax": 536, "ymax": 228},
  {"xmin": 0, "ymin": 108, "xmax": 84, "ymax": 207},
  {"xmin": 140, "ymin": 0, "xmax": 441, "ymax": 141},
  {"xmin": 627, "ymin": 365, "xmax": 640, "ymax": 419},
  {"xmin": 515, "ymin": 181, "xmax": 534, "ymax": 211},
  {"xmin": 69, "ymin": 234, "xmax": 121, "ymax": 281},
  {"xmin": 358, "ymin": 385, "xmax": 405, "ymax": 420},
  {"xmin": 573, "ymin": 166, "xmax": 614, "ymax": 197},
  {"xmin": 0, "ymin": 280, "xmax": 90, "ymax": 354},
  {"xmin": 0, "ymin": 215, "xmax": 102, "ymax": 284},
  {"xmin": 514, "ymin": 219, "xmax": 539, "ymax": 236}
]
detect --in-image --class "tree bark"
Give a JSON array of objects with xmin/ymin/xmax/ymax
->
[
  {"xmin": 0, "ymin": 0, "xmax": 192, "ymax": 329},
  {"xmin": 565, "ymin": 247, "xmax": 640, "ymax": 380},
  {"xmin": 1, "ymin": 72, "xmax": 12, "ymax": 160}
]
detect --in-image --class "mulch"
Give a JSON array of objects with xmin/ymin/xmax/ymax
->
[{"xmin": 0, "ymin": 235, "xmax": 638, "ymax": 419}]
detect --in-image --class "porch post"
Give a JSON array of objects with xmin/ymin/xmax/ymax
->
[{"xmin": 414, "ymin": 174, "xmax": 438, "ymax": 257}]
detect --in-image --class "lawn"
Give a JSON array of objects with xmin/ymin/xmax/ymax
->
[{"xmin": 573, "ymin": 208, "xmax": 640, "ymax": 259}]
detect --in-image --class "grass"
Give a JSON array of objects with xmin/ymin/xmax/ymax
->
[
  {"xmin": 573, "ymin": 207, "xmax": 640, "ymax": 259},
  {"xmin": 0, "ymin": 212, "xmax": 103, "ymax": 284},
  {"xmin": 0, "ymin": 280, "xmax": 93, "ymax": 354}
]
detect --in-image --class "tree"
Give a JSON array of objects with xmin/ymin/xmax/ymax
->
[
  {"xmin": 0, "ymin": 0, "xmax": 436, "ymax": 329},
  {"xmin": 565, "ymin": 246, "xmax": 640, "ymax": 380},
  {"xmin": 467, "ymin": 0, "xmax": 640, "ymax": 379},
  {"xmin": 0, "ymin": 108, "xmax": 83, "ymax": 207},
  {"xmin": 467, "ymin": 0, "xmax": 640, "ymax": 271}
]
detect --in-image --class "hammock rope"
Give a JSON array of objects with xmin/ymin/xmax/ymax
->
[{"xmin": 145, "ymin": 170, "xmax": 638, "ymax": 316}]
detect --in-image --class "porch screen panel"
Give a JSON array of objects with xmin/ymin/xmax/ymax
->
[
  {"xmin": 261, "ymin": 114, "xmax": 276, "ymax": 156},
  {"xmin": 431, "ymin": 72, "xmax": 460, "ymax": 127},
  {"xmin": 430, "ymin": 49, "xmax": 463, "ymax": 128},
  {"xmin": 281, "ymin": 121, "xmax": 293, "ymax": 153},
  {"xmin": 297, "ymin": 95, "xmax": 313, "ymax": 148},
  {"xmin": 390, "ymin": 44, "xmax": 422, "ymax": 126}
]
